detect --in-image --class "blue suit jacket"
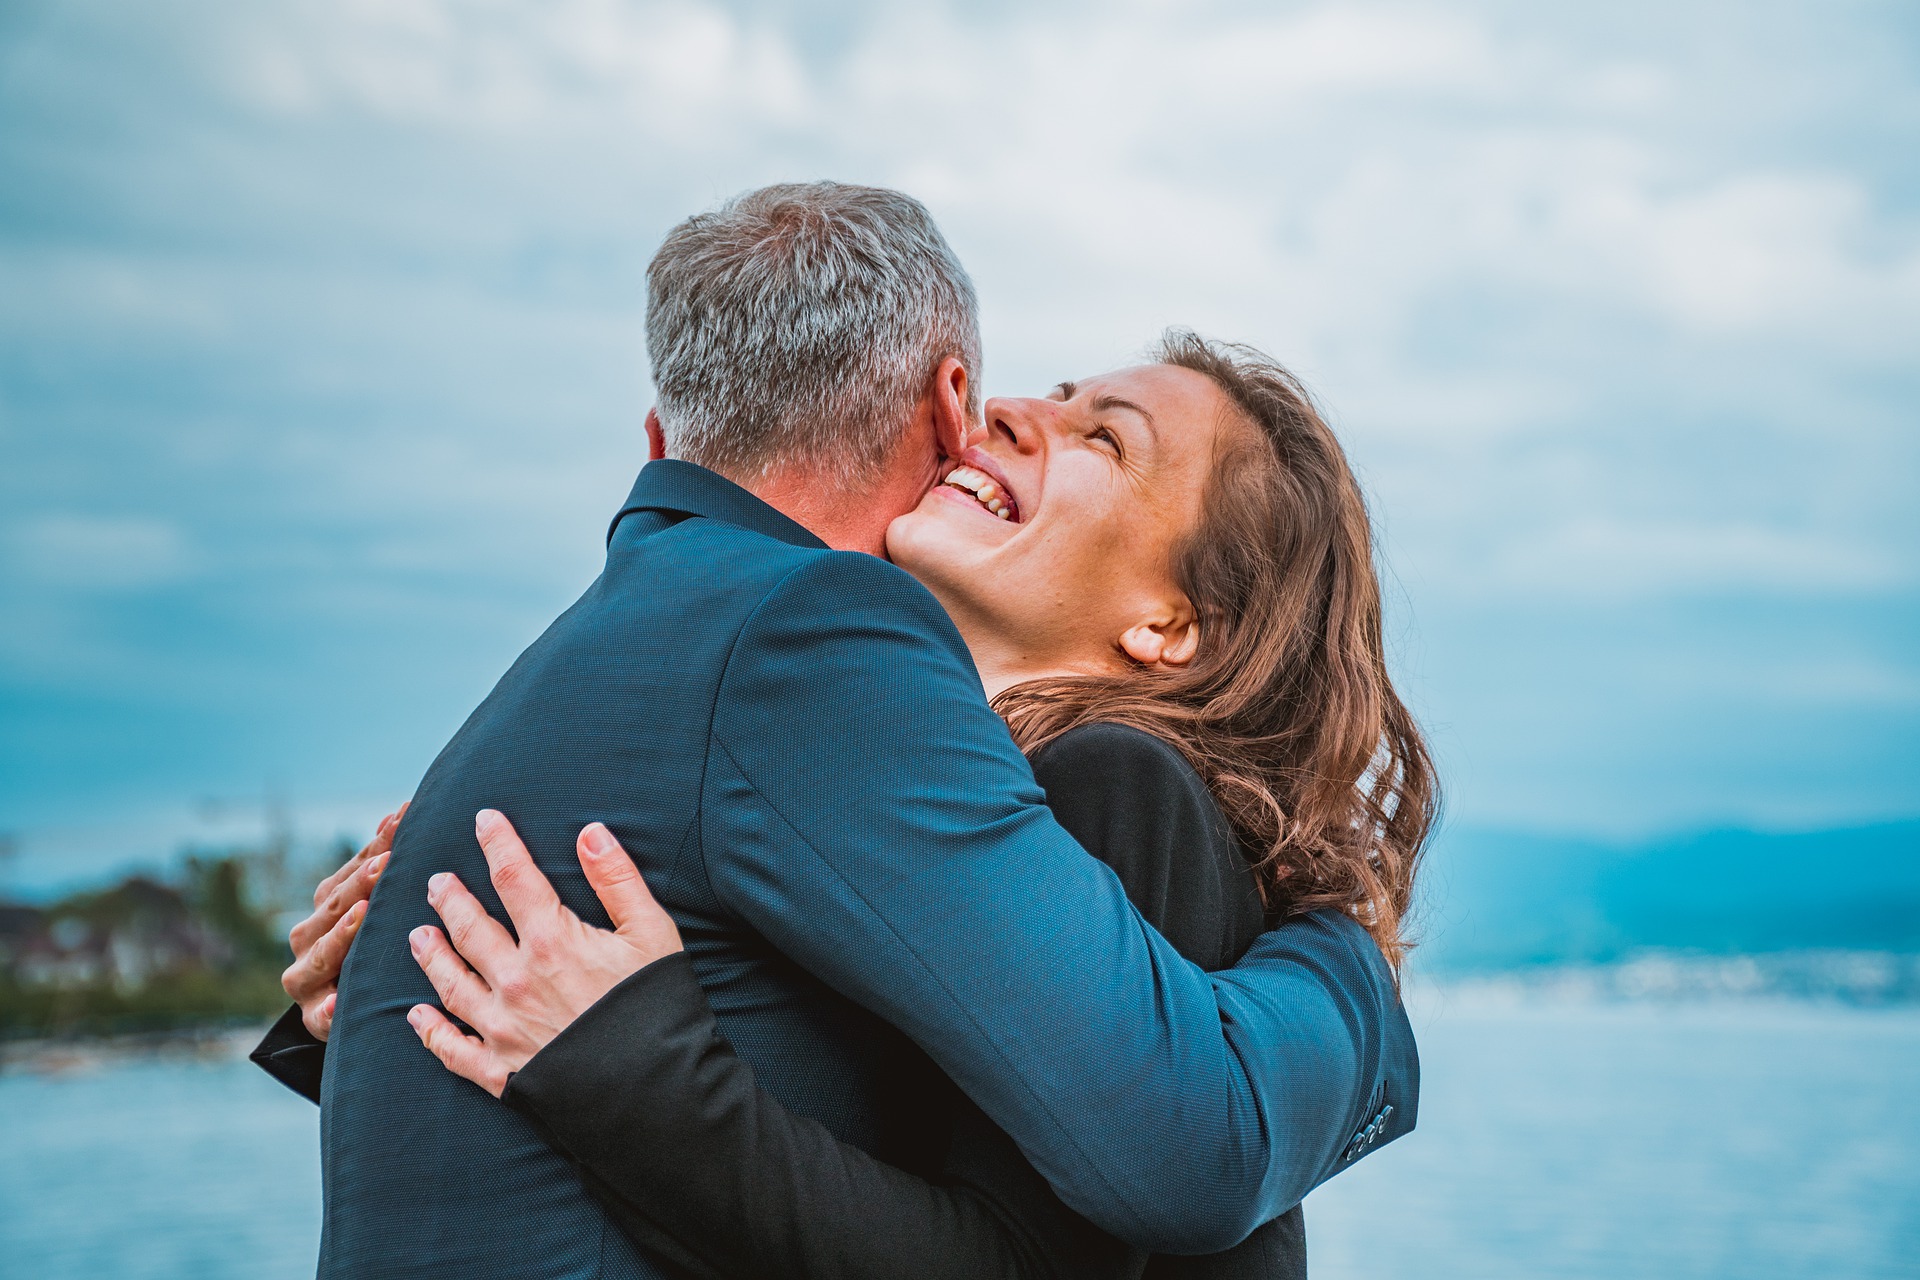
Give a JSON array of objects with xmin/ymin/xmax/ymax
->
[{"xmin": 319, "ymin": 460, "xmax": 1417, "ymax": 1277}]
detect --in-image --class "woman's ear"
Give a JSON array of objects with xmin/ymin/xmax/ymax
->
[{"xmin": 1118, "ymin": 601, "xmax": 1200, "ymax": 669}]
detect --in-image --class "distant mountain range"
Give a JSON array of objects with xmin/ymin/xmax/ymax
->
[{"xmin": 1412, "ymin": 819, "xmax": 1920, "ymax": 971}]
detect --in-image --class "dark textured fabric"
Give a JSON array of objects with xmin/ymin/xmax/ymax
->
[
  {"xmin": 506, "ymin": 722, "xmax": 1311, "ymax": 1279},
  {"xmin": 1033, "ymin": 726, "xmax": 1304, "ymax": 1280},
  {"xmin": 313, "ymin": 459, "xmax": 1418, "ymax": 1278}
]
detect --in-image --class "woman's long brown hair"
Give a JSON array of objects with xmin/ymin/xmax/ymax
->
[{"xmin": 994, "ymin": 330, "xmax": 1438, "ymax": 970}]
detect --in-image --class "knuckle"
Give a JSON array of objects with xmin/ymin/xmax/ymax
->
[{"xmin": 497, "ymin": 972, "xmax": 533, "ymax": 1006}]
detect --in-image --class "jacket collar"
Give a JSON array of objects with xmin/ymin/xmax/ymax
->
[{"xmin": 607, "ymin": 459, "xmax": 827, "ymax": 551}]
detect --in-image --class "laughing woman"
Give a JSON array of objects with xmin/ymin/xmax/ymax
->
[{"xmin": 276, "ymin": 331, "xmax": 1435, "ymax": 1278}]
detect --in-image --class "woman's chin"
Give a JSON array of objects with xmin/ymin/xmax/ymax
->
[{"xmin": 886, "ymin": 504, "xmax": 993, "ymax": 581}]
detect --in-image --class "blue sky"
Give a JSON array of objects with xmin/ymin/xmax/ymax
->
[{"xmin": 1, "ymin": 0, "xmax": 1916, "ymax": 884}]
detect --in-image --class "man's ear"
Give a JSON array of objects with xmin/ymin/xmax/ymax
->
[
  {"xmin": 929, "ymin": 357, "xmax": 971, "ymax": 459},
  {"xmin": 1118, "ymin": 600, "xmax": 1201, "ymax": 669},
  {"xmin": 644, "ymin": 408, "xmax": 667, "ymax": 462}
]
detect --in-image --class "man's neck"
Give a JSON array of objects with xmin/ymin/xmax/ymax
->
[{"xmin": 744, "ymin": 451, "xmax": 944, "ymax": 558}]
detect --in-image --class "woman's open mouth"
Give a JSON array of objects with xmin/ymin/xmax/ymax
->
[{"xmin": 940, "ymin": 462, "xmax": 1021, "ymax": 522}]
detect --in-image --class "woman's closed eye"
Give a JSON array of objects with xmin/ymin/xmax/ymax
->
[{"xmin": 1089, "ymin": 425, "xmax": 1124, "ymax": 457}]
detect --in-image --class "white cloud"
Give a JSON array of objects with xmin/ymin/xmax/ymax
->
[
  {"xmin": 222, "ymin": 0, "xmax": 813, "ymax": 139},
  {"xmin": 8, "ymin": 517, "xmax": 194, "ymax": 590},
  {"xmin": 1479, "ymin": 517, "xmax": 1907, "ymax": 598}
]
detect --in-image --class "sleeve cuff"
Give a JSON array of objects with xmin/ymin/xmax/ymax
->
[
  {"xmin": 503, "ymin": 950, "xmax": 708, "ymax": 1120},
  {"xmin": 250, "ymin": 1004, "xmax": 328, "ymax": 1105}
]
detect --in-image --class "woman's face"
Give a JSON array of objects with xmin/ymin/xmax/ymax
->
[{"xmin": 887, "ymin": 363, "xmax": 1238, "ymax": 687}]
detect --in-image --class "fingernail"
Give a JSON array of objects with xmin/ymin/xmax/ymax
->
[
  {"xmin": 346, "ymin": 903, "xmax": 365, "ymax": 929},
  {"xmin": 428, "ymin": 872, "xmax": 449, "ymax": 897},
  {"xmin": 475, "ymin": 808, "xmax": 501, "ymax": 836},
  {"xmin": 368, "ymin": 853, "xmax": 388, "ymax": 879},
  {"xmin": 407, "ymin": 1006, "xmax": 425, "ymax": 1029},
  {"xmin": 582, "ymin": 823, "xmax": 616, "ymax": 857},
  {"xmin": 410, "ymin": 926, "xmax": 430, "ymax": 953}
]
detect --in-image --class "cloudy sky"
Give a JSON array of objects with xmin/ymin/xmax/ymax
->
[{"xmin": 2, "ymin": 0, "xmax": 1915, "ymax": 880}]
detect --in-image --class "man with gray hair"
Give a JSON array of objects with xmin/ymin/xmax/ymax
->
[
  {"xmin": 646, "ymin": 182, "xmax": 981, "ymax": 489},
  {"xmin": 260, "ymin": 181, "xmax": 1412, "ymax": 1278}
]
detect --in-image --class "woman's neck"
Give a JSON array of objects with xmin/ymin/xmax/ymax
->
[
  {"xmin": 947, "ymin": 609, "xmax": 1114, "ymax": 702},
  {"xmin": 971, "ymin": 650, "xmax": 1031, "ymax": 703}
]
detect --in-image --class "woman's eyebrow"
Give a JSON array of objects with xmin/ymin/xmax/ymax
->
[{"xmin": 1091, "ymin": 394, "xmax": 1159, "ymax": 438}]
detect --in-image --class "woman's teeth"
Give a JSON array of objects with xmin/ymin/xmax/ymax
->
[{"xmin": 943, "ymin": 465, "xmax": 1013, "ymax": 519}]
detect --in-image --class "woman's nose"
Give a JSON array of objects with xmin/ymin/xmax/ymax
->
[{"xmin": 982, "ymin": 397, "xmax": 1048, "ymax": 453}]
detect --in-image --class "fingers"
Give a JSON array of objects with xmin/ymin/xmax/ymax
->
[
  {"xmin": 291, "ymin": 851, "xmax": 387, "ymax": 957},
  {"xmin": 474, "ymin": 809, "xmax": 564, "ymax": 931},
  {"xmin": 286, "ymin": 897, "xmax": 369, "ymax": 1001},
  {"xmin": 409, "ymin": 924, "xmax": 493, "ymax": 1026},
  {"xmin": 576, "ymin": 823, "xmax": 676, "ymax": 947},
  {"xmin": 425, "ymin": 870, "xmax": 518, "ymax": 983},
  {"xmin": 307, "ymin": 991, "xmax": 337, "ymax": 1042},
  {"xmin": 314, "ymin": 806, "xmax": 405, "ymax": 908},
  {"xmin": 408, "ymin": 1004, "xmax": 509, "ymax": 1098}
]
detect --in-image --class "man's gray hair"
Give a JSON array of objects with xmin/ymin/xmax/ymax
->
[{"xmin": 646, "ymin": 181, "xmax": 982, "ymax": 486}]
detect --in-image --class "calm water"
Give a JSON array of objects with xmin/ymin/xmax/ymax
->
[{"xmin": 2, "ymin": 994, "xmax": 1916, "ymax": 1279}]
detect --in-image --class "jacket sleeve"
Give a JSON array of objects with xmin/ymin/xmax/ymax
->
[{"xmin": 698, "ymin": 552, "xmax": 1405, "ymax": 1253}]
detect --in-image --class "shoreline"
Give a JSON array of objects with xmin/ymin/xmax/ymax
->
[
  {"xmin": 0, "ymin": 1024, "xmax": 264, "ymax": 1077},
  {"xmin": 10, "ymin": 950, "xmax": 1920, "ymax": 1077}
]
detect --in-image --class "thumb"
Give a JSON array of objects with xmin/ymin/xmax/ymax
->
[{"xmin": 576, "ymin": 822, "xmax": 679, "ymax": 947}]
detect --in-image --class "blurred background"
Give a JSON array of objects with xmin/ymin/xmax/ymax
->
[{"xmin": 1, "ymin": 1, "xmax": 1915, "ymax": 1277}]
